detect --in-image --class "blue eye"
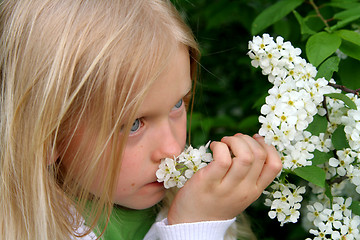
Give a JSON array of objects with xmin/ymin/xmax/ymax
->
[
  {"xmin": 173, "ymin": 99, "xmax": 183, "ymax": 109},
  {"xmin": 130, "ymin": 118, "xmax": 141, "ymax": 134}
]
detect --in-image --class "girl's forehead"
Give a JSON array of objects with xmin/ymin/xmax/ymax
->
[{"xmin": 137, "ymin": 46, "xmax": 191, "ymax": 115}]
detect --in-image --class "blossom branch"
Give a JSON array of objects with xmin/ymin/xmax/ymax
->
[{"xmin": 248, "ymin": 33, "xmax": 360, "ymax": 239}]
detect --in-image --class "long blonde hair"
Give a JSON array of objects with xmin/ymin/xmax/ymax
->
[
  {"xmin": 0, "ymin": 0, "xmax": 256, "ymax": 239},
  {"xmin": 0, "ymin": 0, "xmax": 198, "ymax": 239}
]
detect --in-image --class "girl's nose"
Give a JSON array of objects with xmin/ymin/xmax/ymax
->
[{"xmin": 152, "ymin": 120, "xmax": 184, "ymax": 162}]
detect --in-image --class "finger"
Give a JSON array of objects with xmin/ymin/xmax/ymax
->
[
  {"xmin": 203, "ymin": 141, "xmax": 232, "ymax": 183},
  {"xmin": 253, "ymin": 134, "xmax": 282, "ymax": 189},
  {"xmin": 237, "ymin": 134, "xmax": 268, "ymax": 182},
  {"xmin": 221, "ymin": 134, "xmax": 251, "ymax": 158},
  {"xmin": 222, "ymin": 134, "xmax": 266, "ymax": 184},
  {"xmin": 220, "ymin": 135, "xmax": 256, "ymax": 184}
]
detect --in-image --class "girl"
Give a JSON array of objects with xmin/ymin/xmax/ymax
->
[{"xmin": 0, "ymin": 0, "xmax": 282, "ymax": 239}]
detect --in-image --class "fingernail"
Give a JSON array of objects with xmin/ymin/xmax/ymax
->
[{"xmin": 253, "ymin": 134, "xmax": 262, "ymax": 138}]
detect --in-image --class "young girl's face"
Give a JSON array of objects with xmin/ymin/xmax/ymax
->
[
  {"xmin": 63, "ymin": 46, "xmax": 191, "ymax": 209},
  {"xmin": 114, "ymin": 46, "xmax": 191, "ymax": 209}
]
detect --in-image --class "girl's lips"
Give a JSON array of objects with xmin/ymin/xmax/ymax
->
[{"xmin": 147, "ymin": 181, "xmax": 164, "ymax": 187}]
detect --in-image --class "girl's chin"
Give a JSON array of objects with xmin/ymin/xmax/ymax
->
[{"xmin": 113, "ymin": 185, "xmax": 166, "ymax": 210}]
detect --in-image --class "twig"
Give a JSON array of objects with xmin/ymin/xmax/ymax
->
[
  {"xmin": 309, "ymin": 0, "xmax": 330, "ymax": 30},
  {"xmin": 326, "ymin": 176, "xmax": 348, "ymax": 185},
  {"xmin": 328, "ymin": 82, "xmax": 360, "ymax": 96},
  {"xmin": 322, "ymin": 96, "xmax": 330, "ymax": 122}
]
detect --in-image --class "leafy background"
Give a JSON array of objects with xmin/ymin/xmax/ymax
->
[{"xmin": 171, "ymin": 0, "xmax": 360, "ymax": 239}]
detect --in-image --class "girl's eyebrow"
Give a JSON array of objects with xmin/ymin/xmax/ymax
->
[
  {"xmin": 183, "ymin": 84, "xmax": 192, "ymax": 97},
  {"xmin": 178, "ymin": 80, "xmax": 192, "ymax": 99},
  {"xmin": 134, "ymin": 80, "xmax": 192, "ymax": 118},
  {"xmin": 183, "ymin": 79, "xmax": 193, "ymax": 96}
]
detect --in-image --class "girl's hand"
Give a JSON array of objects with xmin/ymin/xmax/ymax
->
[{"xmin": 167, "ymin": 133, "xmax": 282, "ymax": 224}]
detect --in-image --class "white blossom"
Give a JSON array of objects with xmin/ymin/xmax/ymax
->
[
  {"xmin": 248, "ymin": 34, "xmax": 360, "ymax": 237},
  {"xmin": 264, "ymin": 181, "xmax": 305, "ymax": 226},
  {"xmin": 156, "ymin": 143, "xmax": 213, "ymax": 189}
]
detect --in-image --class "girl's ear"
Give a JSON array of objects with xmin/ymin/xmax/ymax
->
[{"xmin": 47, "ymin": 147, "xmax": 60, "ymax": 165}]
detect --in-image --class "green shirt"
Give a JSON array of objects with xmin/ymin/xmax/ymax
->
[{"xmin": 96, "ymin": 205, "xmax": 158, "ymax": 240}]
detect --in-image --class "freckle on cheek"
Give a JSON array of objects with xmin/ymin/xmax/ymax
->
[{"xmin": 131, "ymin": 183, "xmax": 135, "ymax": 187}]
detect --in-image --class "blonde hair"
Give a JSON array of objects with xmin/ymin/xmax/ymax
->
[
  {"xmin": 0, "ymin": 0, "xmax": 198, "ymax": 239},
  {"xmin": 0, "ymin": 0, "xmax": 253, "ymax": 239}
]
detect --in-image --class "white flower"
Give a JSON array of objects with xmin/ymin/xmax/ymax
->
[
  {"xmin": 346, "ymin": 165, "xmax": 360, "ymax": 193},
  {"xmin": 198, "ymin": 141, "xmax": 213, "ymax": 162},
  {"xmin": 322, "ymin": 208, "xmax": 343, "ymax": 229},
  {"xmin": 157, "ymin": 143, "xmax": 213, "ymax": 189},
  {"xmin": 184, "ymin": 159, "xmax": 207, "ymax": 178},
  {"xmin": 312, "ymin": 133, "xmax": 333, "ymax": 153},
  {"xmin": 280, "ymin": 122, "xmax": 297, "ymax": 142},
  {"xmin": 268, "ymin": 201, "xmax": 291, "ymax": 225},
  {"xmin": 309, "ymin": 222, "xmax": 333, "ymax": 239},
  {"xmin": 307, "ymin": 202, "xmax": 327, "ymax": 226},
  {"xmin": 333, "ymin": 197, "xmax": 352, "ymax": 218},
  {"xmin": 341, "ymin": 216, "xmax": 360, "ymax": 238},
  {"xmin": 258, "ymin": 114, "xmax": 280, "ymax": 136},
  {"xmin": 281, "ymin": 46, "xmax": 302, "ymax": 70},
  {"xmin": 248, "ymin": 34, "xmax": 274, "ymax": 52},
  {"xmin": 156, "ymin": 158, "xmax": 179, "ymax": 183},
  {"xmin": 265, "ymin": 182, "xmax": 305, "ymax": 226},
  {"xmin": 261, "ymin": 95, "xmax": 283, "ymax": 116}
]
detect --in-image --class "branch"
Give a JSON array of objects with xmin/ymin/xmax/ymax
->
[
  {"xmin": 309, "ymin": 0, "xmax": 330, "ymax": 30},
  {"xmin": 322, "ymin": 96, "xmax": 330, "ymax": 122},
  {"xmin": 326, "ymin": 175, "xmax": 348, "ymax": 186},
  {"xmin": 328, "ymin": 82, "xmax": 360, "ymax": 96}
]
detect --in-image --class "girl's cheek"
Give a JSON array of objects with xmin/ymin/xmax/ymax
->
[{"xmin": 179, "ymin": 112, "xmax": 188, "ymax": 147}]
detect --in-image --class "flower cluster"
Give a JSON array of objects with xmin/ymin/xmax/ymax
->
[
  {"xmin": 248, "ymin": 33, "xmax": 337, "ymax": 170},
  {"xmin": 329, "ymin": 148, "xmax": 360, "ymax": 193},
  {"xmin": 248, "ymin": 33, "xmax": 360, "ymax": 239},
  {"xmin": 156, "ymin": 142, "xmax": 212, "ymax": 189},
  {"xmin": 344, "ymin": 107, "xmax": 360, "ymax": 152},
  {"xmin": 264, "ymin": 181, "xmax": 306, "ymax": 226},
  {"xmin": 305, "ymin": 197, "xmax": 360, "ymax": 240}
]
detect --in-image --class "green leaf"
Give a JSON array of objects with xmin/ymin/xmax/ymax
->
[
  {"xmin": 293, "ymin": 166, "xmax": 326, "ymax": 188},
  {"xmin": 336, "ymin": 30, "xmax": 360, "ymax": 46},
  {"xmin": 333, "ymin": 5, "xmax": 360, "ymax": 20},
  {"xmin": 339, "ymin": 40, "xmax": 360, "ymax": 61},
  {"xmin": 251, "ymin": 0, "xmax": 304, "ymax": 35},
  {"xmin": 315, "ymin": 56, "xmax": 340, "ymax": 80},
  {"xmin": 311, "ymin": 150, "xmax": 334, "ymax": 165},
  {"xmin": 330, "ymin": 15, "xmax": 360, "ymax": 32},
  {"xmin": 350, "ymin": 200, "xmax": 360, "ymax": 216},
  {"xmin": 306, "ymin": 32, "xmax": 342, "ymax": 67},
  {"xmin": 325, "ymin": 2, "xmax": 360, "ymax": 10},
  {"xmin": 331, "ymin": 125, "xmax": 350, "ymax": 150},
  {"xmin": 325, "ymin": 93, "xmax": 357, "ymax": 110},
  {"xmin": 293, "ymin": 10, "xmax": 316, "ymax": 35},
  {"xmin": 330, "ymin": 8, "xmax": 360, "ymax": 31},
  {"xmin": 306, "ymin": 114, "xmax": 328, "ymax": 136}
]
